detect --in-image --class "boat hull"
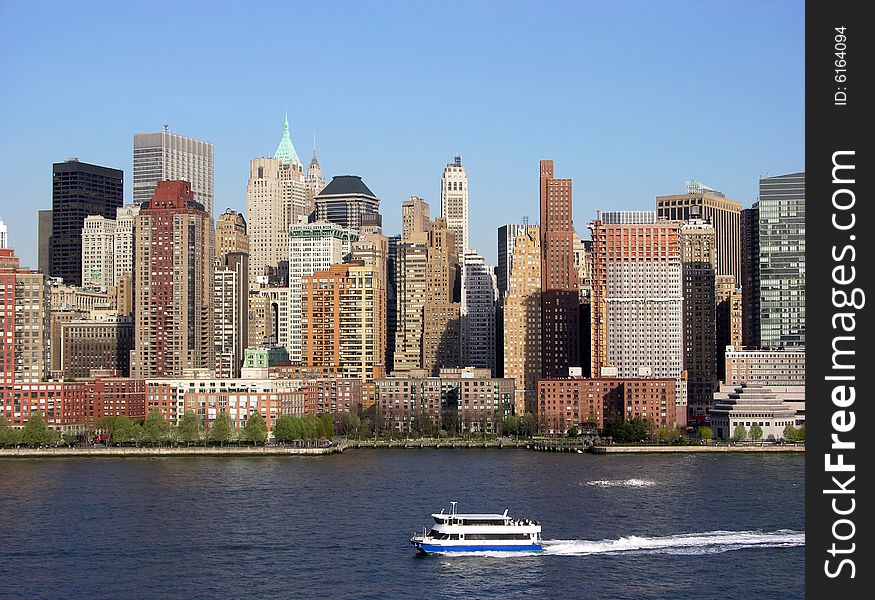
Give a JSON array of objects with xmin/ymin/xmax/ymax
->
[{"xmin": 411, "ymin": 541, "xmax": 542, "ymax": 554}]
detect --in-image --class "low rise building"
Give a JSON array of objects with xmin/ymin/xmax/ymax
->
[
  {"xmin": 145, "ymin": 378, "xmax": 308, "ymax": 426},
  {"xmin": 710, "ymin": 383, "xmax": 798, "ymax": 441},
  {"xmin": 375, "ymin": 368, "xmax": 513, "ymax": 435},
  {"xmin": 537, "ymin": 377, "xmax": 677, "ymax": 434},
  {"xmin": 1, "ymin": 377, "xmax": 144, "ymax": 431}
]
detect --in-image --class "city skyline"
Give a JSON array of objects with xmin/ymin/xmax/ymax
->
[{"xmin": 0, "ymin": 1, "xmax": 803, "ymax": 268}]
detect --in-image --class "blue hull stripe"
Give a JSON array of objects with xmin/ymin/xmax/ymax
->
[{"xmin": 415, "ymin": 544, "xmax": 542, "ymax": 553}]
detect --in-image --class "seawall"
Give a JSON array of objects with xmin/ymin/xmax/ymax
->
[
  {"xmin": 0, "ymin": 445, "xmax": 341, "ymax": 458},
  {"xmin": 590, "ymin": 444, "xmax": 805, "ymax": 454}
]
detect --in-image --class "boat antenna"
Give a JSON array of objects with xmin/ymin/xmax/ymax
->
[{"xmin": 450, "ymin": 501, "xmax": 457, "ymax": 516}]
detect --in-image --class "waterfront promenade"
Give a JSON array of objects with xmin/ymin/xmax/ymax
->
[{"xmin": 0, "ymin": 438, "xmax": 804, "ymax": 458}]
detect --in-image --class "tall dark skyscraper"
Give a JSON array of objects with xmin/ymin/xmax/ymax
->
[
  {"xmin": 741, "ymin": 205, "xmax": 760, "ymax": 347},
  {"xmin": 38, "ymin": 209, "xmax": 52, "ymax": 274},
  {"xmin": 314, "ymin": 175, "xmax": 380, "ymax": 233},
  {"xmin": 50, "ymin": 159, "xmax": 123, "ymax": 286},
  {"xmin": 539, "ymin": 160, "xmax": 579, "ymax": 377}
]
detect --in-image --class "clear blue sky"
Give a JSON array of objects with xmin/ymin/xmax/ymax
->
[{"xmin": 0, "ymin": 0, "xmax": 803, "ymax": 268}]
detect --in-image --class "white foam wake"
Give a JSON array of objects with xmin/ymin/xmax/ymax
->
[
  {"xmin": 583, "ymin": 478, "xmax": 656, "ymax": 488},
  {"xmin": 543, "ymin": 529, "xmax": 804, "ymax": 556}
]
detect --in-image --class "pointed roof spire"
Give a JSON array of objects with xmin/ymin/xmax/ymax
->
[
  {"xmin": 310, "ymin": 130, "xmax": 320, "ymax": 167},
  {"xmin": 274, "ymin": 113, "xmax": 302, "ymax": 167}
]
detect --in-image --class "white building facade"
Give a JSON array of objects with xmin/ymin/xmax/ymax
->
[
  {"xmin": 113, "ymin": 204, "xmax": 140, "ymax": 282},
  {"xmin": 246, "ymin": 117, "xmax": 307, "ymax": 286},
  {"xmin": 440, "ymin": 156, "xmax": 469, "ymax": 258},
  {"xmin": 81, "ymin": 215, "xmax": 116, "ymax": 288}
]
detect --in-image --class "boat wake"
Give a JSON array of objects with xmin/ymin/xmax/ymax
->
[
  {"xmin": 543, "ymin": 529, "xmax": 804, "ymax": 556},
  {"xmin": 429, "ymin": 530, "xmax": 803, "ymax": 558},
  {"xmin": 583, "ymin": 478, "xmax": 656, "ymax": 488}
]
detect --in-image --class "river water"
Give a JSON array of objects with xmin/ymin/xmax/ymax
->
[{"xmin": 0, "ymin": 450, "xmax": 804, "ymax": 599}]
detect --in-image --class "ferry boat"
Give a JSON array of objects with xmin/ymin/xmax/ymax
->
[{"xmin": 409, "ymin": 502, "xmax": 542, "ymax": 554}]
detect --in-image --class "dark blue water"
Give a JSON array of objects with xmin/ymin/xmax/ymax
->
[{"xmin": 0, "ymin": 450, "xmax": 804, "ymax": 599}]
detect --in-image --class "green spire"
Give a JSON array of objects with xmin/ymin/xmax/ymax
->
[{"xmin": 274, "ymin": 113, "xmax": 302, "ymax": 167}]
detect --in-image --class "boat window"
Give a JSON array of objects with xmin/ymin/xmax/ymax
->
[
  {"xmin": 460, "ymin": 519, "xmax": 505, "ymax": 526},
  {"xmin": 465, "ymin": 533, "xmax": 533, "ymax": 540},
  {"xmin": 449, "ymin": 534, "xmax": 460, "ymax": 540}
]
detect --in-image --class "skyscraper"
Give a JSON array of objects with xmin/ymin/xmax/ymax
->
[
  {"xmin": 590, "ymin": 212, "xmax": 683, "ymax": 383},
  {"xmin": 215, "ymin": 208, "xmax": 249, "ymax": 257},
  {"xmin": 314, "ymin": 175, "xmax": 380, "ymax": 233},
  {"xmin": 497, "ymin": 222, "xmax": 529, "ymax": 297},
  {"xmin": 287, "ymin": 221, "xmax": 357, "ymax": 362},
  {"xmin": 246, "ymin": 117, "xmax": 307, "ymax": 285},
  {"xmin": 392, "ymin": 233, "xmax": 430, "ymax": 372},
  {"xmin": 461, "ymin": 250, "xmax": 497, "ymax": 372},
  {"xmin": 680, "ymin": 219, "xmax": 717, "ymax": 414},
  {"xmin": 113, "ymin": 204, "xmax": 140, "ymax": 283},
  {"xmin": 0, "ymin": 248, "xmax": 51, "ymax": 386},
  {"xmin": 422, "ymin": 218, "xmax": 461, "ymax": 375},
  {"xmin": 213, "ymin": 252, "xmax": 249, "ymax": 378},
  {"xmin": 502, "ymin": 226, "xmax": 541, "ymax": 415},
  {"xmin": 393, "ymin": 217, "xmax": 461, "ymax": 374},
  {"xmin": 758, "ymin": 172, "xmax": 805, "ymax": 348},
  {"xmin": 133, "ymin": 128, "xmax": 215, "ymax": 216},
  {"xmin": 716, "ymin": 274, "xmax": 743, "ymax": 382},
  {"xmin": 440, "ymin": 156, "xmax": 469, "ymax": 257},
  {"xmin": 0, "ymin": 219, "xmax": 6, "ymax": 249},
  {"xmin": 741, "ymin": 205, "xmax": 760, "ymax": 348},
  {"xmin": 38, "ymin": 209, "xmax": 52, "ymax": 274},
  {"xmin": 402, "ymin": 196, "xmax": 432, "ymax": 241},
  {"xmin": 539, "ymin": 160, "xmax": 579, "ymax": 377},
  {"xmin": 305, "ymin": 149, "xmax": 327, "ymax": 216},
  {"xmin": 81, "ymin": 215, "xmax": 116, "ymax": 287},
  {"xmin": 301, "ymin": 258, "xmax": 386, "ymax": 381},
  {"xmin": 385, "ymin": 234, "xmax": 401, "ymax": 374},
  {"xmin": 130, "ymin": 181, "xmax": 214, "ymax": 379},
  {"xmin": 51, "ymin": 159, "xmax": 123, "ymax": 286},
  {"xmin": 656, "ymin": 182, "xmax": 742, "ymax": 282}
]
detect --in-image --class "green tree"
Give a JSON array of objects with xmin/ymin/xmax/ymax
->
[
  {"xmin": 629, "ymin": 418, "xmax": 647, "ymax": 442},
  {"xmin": 321, "ymin": 414, "xmax": 335, "ymax": 438},
  {"xmin": 209, "ymin": 412, "xmax": 235, "ymax": 446},
  {"xmin": 750, "ymin": 423, "xmax": 763, "ymax": 442},
  {"xmin": 732, "ymin": 424, "xmax": 748, "ymax": 442},
  {"xmin": 698, "ymin": 426, "xmax": 713, "ymax": 441},
  {"xmin": 656, "ymin": 426, "xmax": 671, "ymax": 443},
  {"xmin": 21, "ymin": 413, "xmax": 52, "ymax": 446},
  {"xmin": 111, "ymin": 415, "xmax": 137, "ymax": 445},
  {"xmin": 0, "ymin": 416, "xmax": 21, "ymax": 447},
  {"xmin": 796, "ymin": 425, "xmax": 805, "ymax": 441},
  {"xmin": 274, "ymin": 415, "xmax": 298, "ymax": 442},
  {"xmin": 567, "ymin": 427, "xmax": 579, "ymax": 437},
  {"xmin": 336, "ymin": 413, "xmax": 361, "ymax": 437},
  {"xmin": 782, "ymin": 423, "xmax": 797, "ymax": 442},
  {"xmin": 96, "ymin": 415, "xmax": 118, "ymax": 440},
  {"xmin": 299, "ymin": 415, "xmax": 318, "ymax": 440},
  {"xmin": 502, "ymin": 415, "xmax": 519, "ymax": 437},
  {"xmin": 141, "ymin": 411, "xmax": 170, "ymax": 446},
  {"xmin": 242, "ymin": 411, "xmax": 268, "ymax": 445},
  {"xmin": 177, "ymin": 411, "xmax": 202, "ymax": 445},
  {"xmin": 359, "ymin": 417, "xmax": 374, "ymax": 437},
  {"xmin": 519, "ymin": 413, "xmax": 537, "ymax": 437}
]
